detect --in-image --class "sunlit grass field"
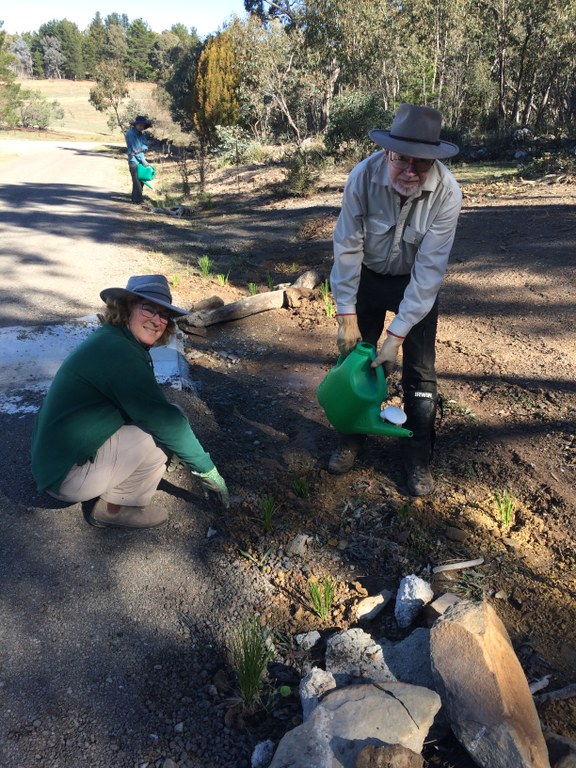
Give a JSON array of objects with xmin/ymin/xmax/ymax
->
[{"xmin": 10, "ymin": 79, "xmax": 155, "ymax": 141}]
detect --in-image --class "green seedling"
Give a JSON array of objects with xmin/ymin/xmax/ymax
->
[
  {"xmin": 247, "ymin": 281, "xmax": 258, "ymax": 295},
  {"xmin": 292, "ymin": 477, "xmax": 309, "ymax": 498},
  {"xmin": 266, "ymin": 271, "xmax": 274, "ymax": 290},
  {"xmin": 239, "ymin": 547, "xmax": 272, "ymax": 573},
  {"xmin": 320, "ymin": 279, "xmax": 330, "ymax": 301},
  {"xmin": 325, "ymin": 300, "xmax": 335, "ymax": 317},
  {"xmin": 171, "ymin": 274, "xmax": 180, "ymax": 288},
  {"xmin": 198, "ymin": 254, "xmax": 213, "ymax": 278},
  {"xmin": 397, "ymin": 502, "xmax": 413, "ymax": 524},
  {"xmin": 229, "ymin": 616, "xmax": 274, "ymax": 708},
  {"xmin": 493, "ymin": 489, "xmax": 516, "ymax": 529},
  {"xmin": 308, "ymin": 577, "xmax": 335, "ymax": 621},
  {"xmin": 262, "ymin": 496, "xmax": 279, "ymax": 533},
  {"xmin": 216, "ymin": 271, "xmax": 230, "ymax": 287}
]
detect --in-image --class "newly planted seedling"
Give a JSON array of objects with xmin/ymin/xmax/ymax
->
[
  {"xmin": 261, "ymin": 496, "xmax": 279, "ymax": 533},
  {"xmin": 292, "ymin": 477, "xmax": 309, "ymax": 498},
  {"xmin": 216, "ymin": 271, "xmax": 230, "ymax": 287},
  {"xmin": 247, "ymin": 282, "xmax": 258, "ymax": 295},
  {"xmin": 493, "ymin": 489, "xmax": 516, "ymax": 529},
  {"xmin": 229, "ymin": 616, "xmax": 274, "ymax": 708},
  {"xmin": 308, "ymin": 577, "xmax": 335, "ymax": 621},
  {"xmin": 198, "ymin": 254, "xmax": 213, "ymax": 278}
]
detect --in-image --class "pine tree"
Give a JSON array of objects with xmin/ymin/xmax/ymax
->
[{"xmin": 192, "ymin": 31, "xmax": 239, "ymax": 145}]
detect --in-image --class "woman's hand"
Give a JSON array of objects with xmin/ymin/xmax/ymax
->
[{"xmin": 198, "ymin": 467, "xmax": 230, "ymax": 508}]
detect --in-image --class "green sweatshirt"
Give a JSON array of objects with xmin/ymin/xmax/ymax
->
[{"xmin": 31, "ymin": 323, "xmax": 215, "ymax": 493}]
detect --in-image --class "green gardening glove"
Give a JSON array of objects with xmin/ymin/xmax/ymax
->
[{"xmin": 197, "ymin": 467, "xmax": 230, "ymax": 509}]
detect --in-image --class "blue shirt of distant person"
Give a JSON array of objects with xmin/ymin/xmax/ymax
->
[{"xmin": 125, "ymin": 116, "xmax": 150, "ymax": 203}]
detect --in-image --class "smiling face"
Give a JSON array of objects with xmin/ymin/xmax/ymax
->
[
  {"xmin": 128, "ymin": 301, "xmax": 170, "ymax": 347},
  {"xmin": 386, "ymin": 150, "xmax": 433, "ymax": 197}
]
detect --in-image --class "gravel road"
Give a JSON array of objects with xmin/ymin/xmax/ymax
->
[
  {"xmin": 0, "ymin": 141, "xmax": 258, "ymax": 768},
  {"xmin": 0, "ymin": 139, "xmax": 154, "ymax": 327}
]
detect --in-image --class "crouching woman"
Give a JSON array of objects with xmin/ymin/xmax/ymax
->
[{"xmin": 31, "ymin": 274, "xmax": 229, "ymax": 529}]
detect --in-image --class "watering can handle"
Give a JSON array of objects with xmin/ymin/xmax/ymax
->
[{"xmin": 367, "ymin": 344, "xmax": 386, "ymax": 392}]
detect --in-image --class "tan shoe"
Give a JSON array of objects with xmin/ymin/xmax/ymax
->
[{"xmin": 88, "ymin": 499, "xmax": 168, "ymax": 529}]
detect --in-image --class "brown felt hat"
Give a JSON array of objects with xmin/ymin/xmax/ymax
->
[{"xmin": 369, "ymin": 103, "xmax": 459, "ymax": 159}]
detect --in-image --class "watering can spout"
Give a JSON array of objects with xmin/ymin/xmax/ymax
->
[{"xmin": 316, "ymin": 342, "xmax": 413, "ymax": 438}]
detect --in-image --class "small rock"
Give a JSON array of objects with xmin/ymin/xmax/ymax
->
[
  {"xmin": 299, "ymin": 667, "xmax": 337, "ymax": 720},
  {"xmin": 213, "ymin": 668, "xmax": 232, "ymax": 694},
  {"xmin": 251, "ymin": 739, "xmax": 276, "ymax": 768},
  {"xmin": 446, "ymin": 526, "xmax": 469, "ymax": 542},
  {"xmin": 422, "ymin": 593, "xmax": 462, "ymax": 627},
  {"xmin": 174, "ymin": 722, "xmax": 184, "ymax": 733},
  {"xmin": 295, "ymin": 631, "xmax": 321, "ymax": 651},
  {"xmin": 495, "ymin": 590, "xmax": 508, "ymax": 600},
  {"xmin": 356, "ymin": 590, "xmax": 393, "ymax": 621},
  {"xmin": 287, "ymin": 534, "xmax": 312, "ymax": 557},
  {"xmin": 206, "ymin": 526, "xmax": 218, "ymax": 539},
  {"xmin": 162, "ymin": 760, "xmax": 177, "ymax": 768},
  {"xmin": 395, "ymin": 575, "xmax": 434, "ymax": 629}
]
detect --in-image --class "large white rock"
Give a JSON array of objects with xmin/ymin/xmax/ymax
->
[
  {"xmin": 380, "ymin": 629, "xmax": 435, "ymax": 689},
  {"xmin": 430, "ymin": 600, "xmax": 551, "ymax": 768},
  {"xmin": 395, "ymin": 575, "xmax": 434, "ymax": 629},
  {"xmin": 325, "ymin": 628, "xmax": 396, "ymax": 684},
  {"xmin": 269, "ymin": 682, "xmax": 441, "ymax": 768}
]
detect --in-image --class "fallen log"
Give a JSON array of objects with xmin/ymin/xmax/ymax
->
[{"xmin": 178, "ymin": 270, "xmax": 322, "ymax": 330}]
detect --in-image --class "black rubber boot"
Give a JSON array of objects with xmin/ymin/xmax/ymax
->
[
  {"xmin": 403, "ymin": 392, "xmax": 437, "ymax": 496},
  {"xmin": 328, "ymin": 433, "xmax": 367, "ymax": 475}
]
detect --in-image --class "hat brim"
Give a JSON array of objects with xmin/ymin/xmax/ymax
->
[
  {"xmin": 369, "ymin": 129, "xmax": 459, "ymax": 159},
  {"xmin": 131, "ymin": 120, "xmax": 151, "ymax": 129},
  {"xmin": 100, "ymin": 287, "xmax": 188, "ymax": 317}
]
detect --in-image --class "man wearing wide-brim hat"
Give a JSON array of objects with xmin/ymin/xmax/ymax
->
[
  {"xmin": 329, "ymin": 103, "xmax": 462, "ymax": 496},
  {"xmin": 125, "ymin": 115, "xmax": 152, "ymax": 203}
]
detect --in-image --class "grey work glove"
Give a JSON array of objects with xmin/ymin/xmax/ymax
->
[
  {"xmin": 197, "ymin": 467, "xmax": 230, "ymax": 509},
  {"xmin": 336, "ymin": 314, "xmax": 362, "ymax": 358},
  {"xmin": 140, "ymin": 158, "xmax": 150, "ymax": 167},
  {"xmin": 371, "ymin": 332, "xmax": 403, "ymax": 375}
]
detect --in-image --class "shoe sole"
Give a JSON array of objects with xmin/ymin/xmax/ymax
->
[{"xmin": 87, "ymin": 511, "xmax": 167, "ymax": 530}]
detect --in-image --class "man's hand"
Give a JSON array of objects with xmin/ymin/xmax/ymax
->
[
  {"xmin": 337, "ymin": 314, "xmax": 362, "ymax": 357},
  {"xmin": 371, "ymin": 332, "xmax": 403, "ymax": 375},
  {"xmin": 197, "ymin": 467, "xmax": 230, "ymax": 508},
  {"xmin": 140, "ymin": 159, "xmax": 150, "ymax": 167}
]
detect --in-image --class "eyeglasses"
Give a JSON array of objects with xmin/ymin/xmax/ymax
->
[
  {"xmin": 139, "ymin": 302, "xmax": 171, "ymax": 322},
  {"xmin": 388, "ymin": 154, "xmax": 434, "ymax": 173}
]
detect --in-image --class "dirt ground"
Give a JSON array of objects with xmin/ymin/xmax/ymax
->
[{"xmin": 120, "ymin": 152, "xmax": 576, "ymax": 761}]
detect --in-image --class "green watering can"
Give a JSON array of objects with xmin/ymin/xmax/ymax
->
[
  {"xmin": 317, "ymin": 342, "xmax": 413, "ymax": 438},
  {"xmin": 137, "ymin": 164, "xmax": 156, "ymax": 189}
]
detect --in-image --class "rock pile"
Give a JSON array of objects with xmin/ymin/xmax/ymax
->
[{"xmin": 252, "ymin": 582, "xmax": 575, "ymax": 768}]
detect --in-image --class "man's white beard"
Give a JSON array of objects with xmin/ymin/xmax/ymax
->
[{"xmin": 391, "ymin": 177, "xmax": 424, "ymax": 197}]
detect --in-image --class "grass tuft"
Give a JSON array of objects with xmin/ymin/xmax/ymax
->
[{"xmin": 229, "ymin": 616, "xmax": 274, "ymax": 708}]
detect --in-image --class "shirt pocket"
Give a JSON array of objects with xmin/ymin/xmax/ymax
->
[
  {"xmin": 364, "ymin": 216, "xmax": 394, "ymax": 254},
  {"xmin": 402, "ymin": 224, "xmax": 425, "ymax": 247}
]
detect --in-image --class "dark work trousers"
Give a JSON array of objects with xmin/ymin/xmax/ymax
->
[
  {"xmin": 129, "ymin": 162, "xmax": 144, "ymax": 203},
  {"xmin": 355, "ymin": 265, "xmax": 439, "ymax": 398}
]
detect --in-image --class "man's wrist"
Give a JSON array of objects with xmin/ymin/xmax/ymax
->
[{"xmin": 386, "ymin": 329, "xmax": 405, "ymax": 340}]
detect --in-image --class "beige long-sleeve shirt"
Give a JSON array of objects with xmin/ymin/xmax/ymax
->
[{"xmin": 330, "ymin": 150, "xmax": 462, "ymax": 338}]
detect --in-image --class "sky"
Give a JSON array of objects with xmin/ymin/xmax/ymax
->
[{"xmin": 1, "ymin": 0, "xmax": 248, "ymax": 38}]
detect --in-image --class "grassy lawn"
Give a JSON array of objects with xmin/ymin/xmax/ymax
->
[{"xmin": 13, "ymin": 79, "xmax": 156, "ymax": 141}]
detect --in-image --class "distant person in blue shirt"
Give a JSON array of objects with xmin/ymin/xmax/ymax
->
[{"xmin": 125, "ymin": 115, "xmax": 151, "ymax": 203}]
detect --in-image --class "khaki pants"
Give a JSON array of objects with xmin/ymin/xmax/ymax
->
[{"xmin": 51, "ymin": 426, "xmax": 167, "ymax": 507}]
